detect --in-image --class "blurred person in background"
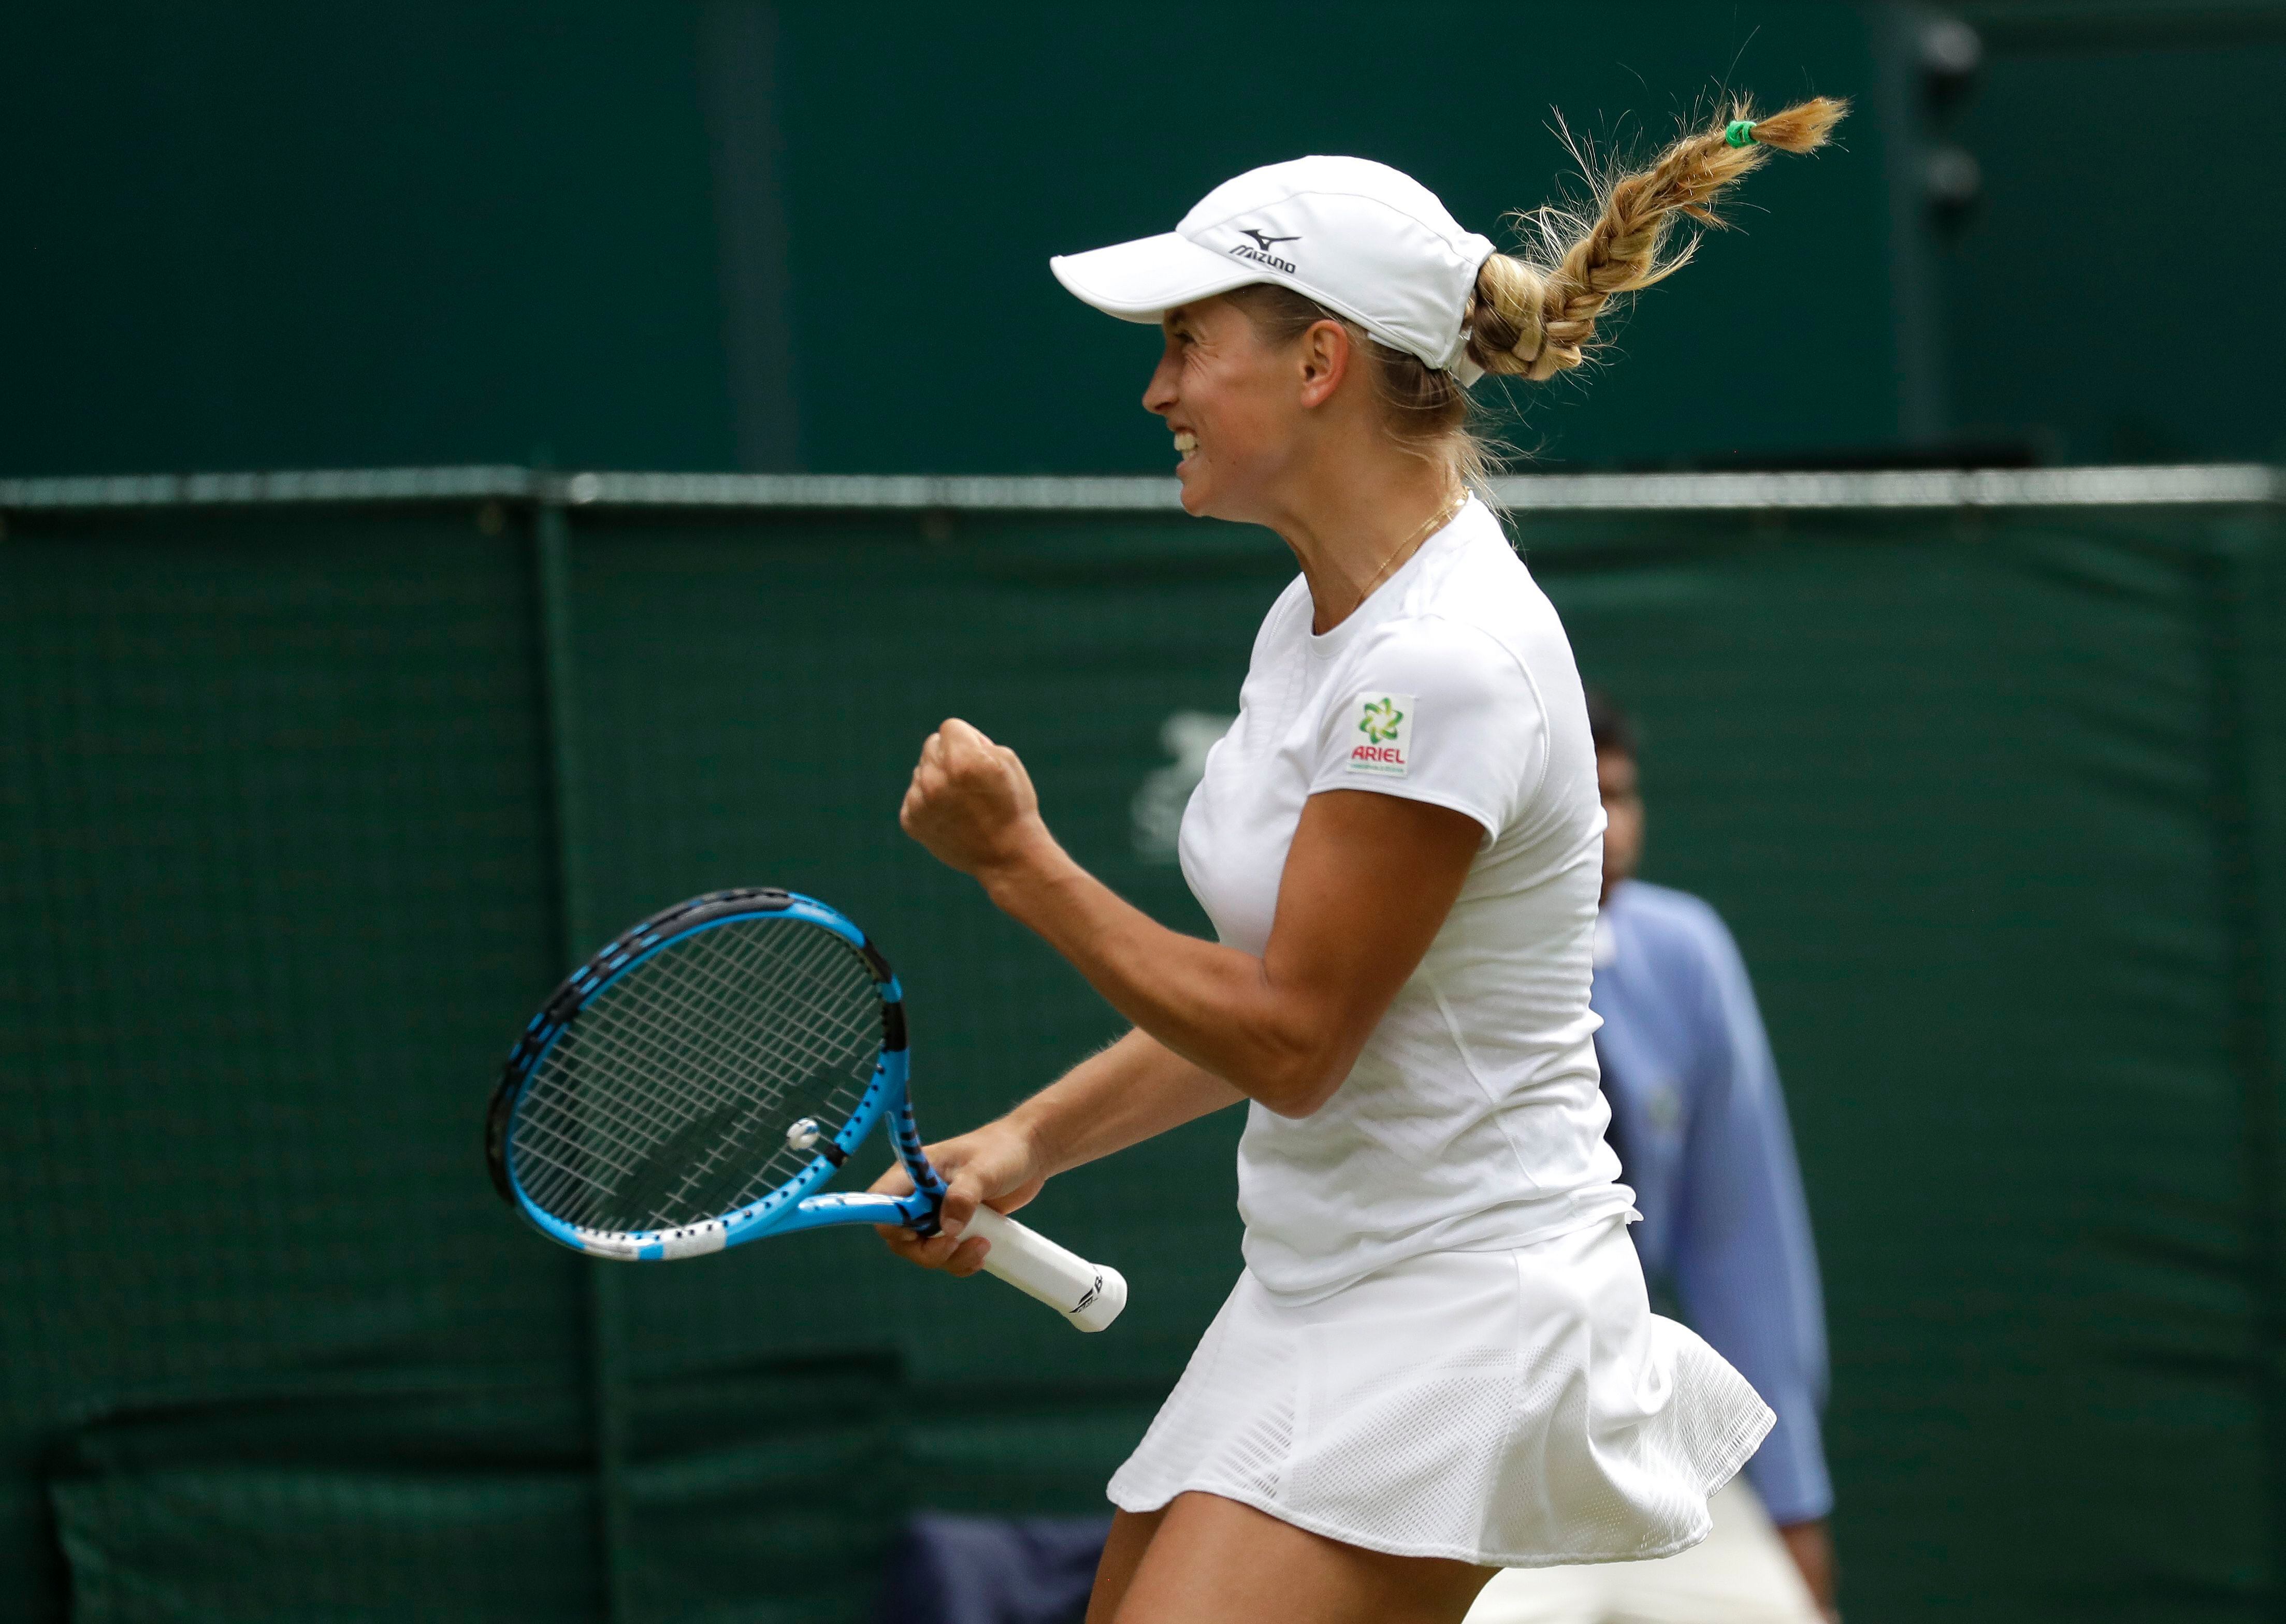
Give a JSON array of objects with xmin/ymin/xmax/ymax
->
[{"xmin": 1467, "ymin": 690, "xmax": 1836, "ymax": 1624}]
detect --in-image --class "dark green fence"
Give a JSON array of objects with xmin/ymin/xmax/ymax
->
[{"xmin": 3, "ymin": 465, "xmax": 2280, "ymax": 1621}]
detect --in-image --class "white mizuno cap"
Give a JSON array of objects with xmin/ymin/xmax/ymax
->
[{"xmin": 1050, "ymin": 155, "xmax": 1500, "ymax": 385}]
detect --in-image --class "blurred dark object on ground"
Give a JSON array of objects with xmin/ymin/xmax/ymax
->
[{"xmin": 877, "ymin": 1514, "xmax": 1110, "ymax": 1624}]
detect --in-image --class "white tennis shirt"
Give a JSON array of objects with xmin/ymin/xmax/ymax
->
[{"xmin": 1178, "ymin": 496, "xmax": 1632, "ymax": 1299}]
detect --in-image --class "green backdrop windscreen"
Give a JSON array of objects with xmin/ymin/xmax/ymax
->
[
  {"xmin": 2, "ymin": 496, "xmax": 2278, "ymax": 1620},
  {"xmin": 0, "ymin": 510, "xmax": 597, "ymax": 1620}
]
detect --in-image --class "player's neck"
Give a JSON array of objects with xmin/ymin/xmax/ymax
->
[{"xmin": 1267, "ymin": 452, "xmax": 1463, "ymax": 636}]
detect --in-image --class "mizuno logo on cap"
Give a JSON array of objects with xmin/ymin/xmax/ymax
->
[{"xmin": 1228, "ymin": 225, "xmax": 1299, "ymax": 274}]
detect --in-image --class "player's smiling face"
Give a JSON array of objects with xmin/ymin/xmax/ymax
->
[{"xmin": 1144, "ymin": 297, "xmax": 1308, "ymax": 522}]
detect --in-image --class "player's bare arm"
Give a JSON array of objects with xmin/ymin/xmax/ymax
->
[
  {"xmin": 899, "ymin": 715, "xmax": 1482, "ymax": 1116},
  {"xmin": 870, "ymin": 1029, "xmax": 1238, "ymax": 1274}
]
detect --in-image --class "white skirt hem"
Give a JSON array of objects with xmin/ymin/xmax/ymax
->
[
  {"xmin": 1105, "ymin": 1474, "xmax": 1752, "ymax": 1571},
  {"xmin": 1105, "ymin": 1221, "xmax": 1775, "ymax": 1570}
]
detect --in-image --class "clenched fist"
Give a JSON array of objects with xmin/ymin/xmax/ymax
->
[{"xmin": 899, "ymin": 718, "xmax": 1052, "ymax": 879}]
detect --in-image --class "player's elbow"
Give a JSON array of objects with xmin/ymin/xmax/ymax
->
[
  {"xmin": 1247, "ymin": 1032, "xmax": 1352, "ymax": 1119},
  {"xmin": 1253, "ymin": 1073, "xmax": 1338, "ymax": 1119}
]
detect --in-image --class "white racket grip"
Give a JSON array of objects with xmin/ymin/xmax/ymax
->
[{"xmin": 962, "ymin": 1206, "xmax": 1128, "ymax": 1332}]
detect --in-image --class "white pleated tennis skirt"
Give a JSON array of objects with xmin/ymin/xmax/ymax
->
[{"xmin": 1107, "ymin": 1217, "xmax": 1774, "ymax": 1569}]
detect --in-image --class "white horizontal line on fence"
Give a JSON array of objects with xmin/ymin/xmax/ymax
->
[
  {"xmin": 0, "ymin": 463, "xmax": 2276, "ymax": 514},
  {"xmin": 0, "ymin": 466, "xmax": 538, "ymax": 510},
  {"xmin": 559, "ymin": 471, "xmax": 1189, "ymax": 510},
  {"xmin": 1488, "ymin": 465, "xmax": 2283, "ymax": 511}
]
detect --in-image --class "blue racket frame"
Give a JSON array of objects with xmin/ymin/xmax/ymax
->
[{"xmin": 486, "ymin": 887, "xmax": 949, "ymax": 1263}]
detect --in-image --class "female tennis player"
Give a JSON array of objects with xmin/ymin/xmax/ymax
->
[{"xmin": 876, "ymin": 98, "xmax": 1844, "ymax": 1624}]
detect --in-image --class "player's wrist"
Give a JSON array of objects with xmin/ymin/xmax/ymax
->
[
  {"xmin": 974, "ymin": 821, "xmax": 1076, "ymax": 907},
  {"xmin": 996, "ymin": 1101, "xmax": 1066, "ymax": 1184}
]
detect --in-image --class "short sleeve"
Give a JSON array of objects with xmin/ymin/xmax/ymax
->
[{"xmin": 1309, "ymin": 617, "xmax": 1545, "ymax": 841}]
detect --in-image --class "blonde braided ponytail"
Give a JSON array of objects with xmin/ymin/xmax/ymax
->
[{"xmin": 1467, "ymin": 96, "xmax": 1847, "ymax": 382}]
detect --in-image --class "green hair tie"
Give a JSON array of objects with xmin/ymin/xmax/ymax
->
[{"xmin": 1724, "ymin": 119, "xmax": 1758, "ymax": 148}]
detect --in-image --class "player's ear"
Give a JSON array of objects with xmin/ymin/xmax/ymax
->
[{"xmin": 1296, "ymin": 318, "xmax": 1349, "ymax": 408}]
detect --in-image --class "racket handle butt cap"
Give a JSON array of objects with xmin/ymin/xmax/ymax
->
[
  {"xmin": 964, "ymin": 1205, "xmax": 1129, "ymax": 1332},
  {"xmin": 1070, "ymin": 1265, "xmax": 1128, "ymax": 1333}
]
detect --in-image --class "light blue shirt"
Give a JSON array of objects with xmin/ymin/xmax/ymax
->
[{"xmin": 1594, "ymin": 880, "xmax": 1833, "ymax": 1525}]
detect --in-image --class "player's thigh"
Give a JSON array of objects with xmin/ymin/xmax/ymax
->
[
  {"xmin": 1087, "ymin": 1507, "xmax": 1165, "ymax": 1624},
  {"xmin": 1110, "ymin": 1490, "xmax": 1496, "ymax": 1624}
]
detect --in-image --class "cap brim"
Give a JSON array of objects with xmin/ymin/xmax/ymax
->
[{"xmin": 1050, "ymin": 232, "xmax": 1261, "ymax": 324}]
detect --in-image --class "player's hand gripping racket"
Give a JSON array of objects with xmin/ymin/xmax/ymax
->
[{"xmin": 485, "ymin": 888, "xmax": 1126, "ymax": 1331}]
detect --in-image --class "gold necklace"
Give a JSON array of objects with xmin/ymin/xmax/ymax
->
[{"xmin": 1341, "ymin": 487, "xmax": 1467, "ymax": 619}]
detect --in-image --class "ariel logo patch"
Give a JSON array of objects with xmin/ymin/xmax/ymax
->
[{"xmin": 1345, "ymin": 692, "xmax": 1414, "ymax": 777}]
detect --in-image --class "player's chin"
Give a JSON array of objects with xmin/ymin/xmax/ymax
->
[{"xmin": 1174, "ymin": 459, "xmax": 1214, "ymax": 517}]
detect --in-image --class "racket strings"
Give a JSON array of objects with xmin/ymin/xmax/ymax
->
[
  {"xmin": 516, "ymin": 944, "xmax": 820, "ymax": 1179},
  {"xmin": 611, "ymin": 932, "xmax": 869, "ymax": 1212},
  {"xmin": 527, "ymin": 925, "xmax": 873, "ymax": 1204},
  {"xmin": 519, "ymin": 929, "xmax": 876, "ymax": 1228},
  {"xmin": 515, "ymin": 949, "xmax": 866, "ymax": 1216},
  {"xmin": 526, "ymin": 930, "xmax": 850, "ymax": 1171},
  {"xmin": 511, "ymin": 919, "xmax": 885, "ymax": 1232}
]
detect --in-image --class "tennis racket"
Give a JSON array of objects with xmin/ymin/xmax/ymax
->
[{"xmin": 485, "ymin": 887, "xmax": 1127, "ymax": 1332}]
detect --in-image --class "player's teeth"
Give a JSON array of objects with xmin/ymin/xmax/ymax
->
[{"xmin": 1174, "ymin": 432, "xmax": 1198, "ymax": 454}]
